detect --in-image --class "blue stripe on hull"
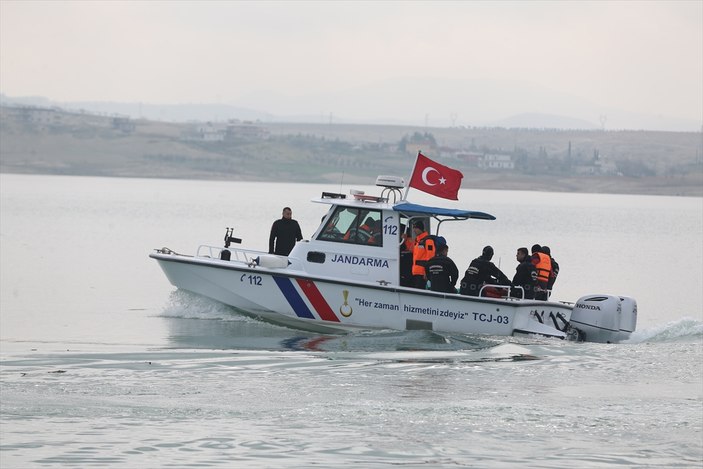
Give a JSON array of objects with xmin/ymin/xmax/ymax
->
[{"xmin": 273, "ymin": 276, "xmax": 315, "ymax": 319}]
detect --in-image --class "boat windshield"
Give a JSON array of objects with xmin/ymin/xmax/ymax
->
[{"xmin": 317, "ymin": 206, "xmax": 383, "ymax": 247}]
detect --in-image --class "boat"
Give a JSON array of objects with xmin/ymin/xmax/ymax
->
[{"xmin": 150, "ymin": 155, "xmax": 637, "ymax": 343}]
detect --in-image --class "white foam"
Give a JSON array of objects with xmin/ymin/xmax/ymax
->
[{"xmin": 624, "ymin": 316, "xmax": 703, "ymax": 343}]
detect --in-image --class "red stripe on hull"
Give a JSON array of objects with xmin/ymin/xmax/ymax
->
[{"xmin": 295, "ymin": 279, "xmax": 340, "ymax": 322}]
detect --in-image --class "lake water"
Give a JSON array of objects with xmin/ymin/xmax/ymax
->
[{"xmin": 1, "ymin": 173, "xmax": 702, "ymax": 468}]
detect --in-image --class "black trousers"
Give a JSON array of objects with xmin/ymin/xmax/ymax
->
[{"xmin": 412, "ymin": 275, "xmax": 426, "ymax": 289}]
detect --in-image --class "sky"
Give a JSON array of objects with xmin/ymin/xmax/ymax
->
[{"xmin": 1, "ymin": 0, "xmax": 702, "ymax": 130}]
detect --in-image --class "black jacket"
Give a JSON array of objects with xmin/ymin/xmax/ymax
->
[
  {"xmin": 511, "ymin": 258, "xmax": 537, "ymax": 299},
  {"xmin": 425, "ymin": 254, "xmax": 459, "ymax": 293},
  {"xmin": 547, "ymin": 257, "xmax": 560, "ymax": 290},
  {"xmin": 269, "ymin": 218, "xmax": 303, "ymax": 255},
  {"xmin": 459, "ymin": 256, "xmax": 510, "ymax": 296}
]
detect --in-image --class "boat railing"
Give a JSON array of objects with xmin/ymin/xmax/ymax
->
[
  {"xmin": 508, "ymin": 285, "xmax": 523, "ymax": 299},
  {"xmin": 196, "ymin": 244, "xmax": 260, "ymax": 263}
]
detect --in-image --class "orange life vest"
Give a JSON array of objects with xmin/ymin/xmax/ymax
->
[
  {"xmin": 411, "ymin": 232, "xmax": 435, "ymax": 276},
  {"xmin": 343, "ymin": 223, "xmax": 372, "ymax": 242},
  {"xmin": 402, "ymin": 237, "xmax": 414, "ymax": 252},
  {"xmin": 532, "ymin": 252, "xmax": 552, "ymax": 285}
]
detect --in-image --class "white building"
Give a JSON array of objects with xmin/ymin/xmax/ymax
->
[
  {"xmin": 181, "ymin": 123, "xmax": 226, "ymax": 142},
  {"xmin": 481, "ymin": 153, "xmax": 514, "ymax": 170}
]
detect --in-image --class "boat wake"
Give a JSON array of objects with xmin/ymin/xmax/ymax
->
[
  {"xmin": 625, "ymin": 317, "xmax": 703, "ymax": 343},
  {"xmin": 160, "ymin": 289, "xmax": 256, "ymax": 322}
]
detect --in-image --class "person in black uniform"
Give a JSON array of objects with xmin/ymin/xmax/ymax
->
[
  {"xmin": 399, "ymin": 224, "xmax": 414, "ymax": 287},
  {"xmin": 542, "ymin": 245, "xmax": 559, "ymax": 298},
  {"xmin": 268, "ymin": 207, "xmax": 303, "ymax": 256},
  {"xmin": 459, "ymin": 246, "xmax": 511, "ymax": 296},
  {"xmin": 511, "ymin": 247, "xmax": 537, "ymax": 299},
  {"xmin": 425, "ymin": 239, "xmax": 459, "ymax": 293}
]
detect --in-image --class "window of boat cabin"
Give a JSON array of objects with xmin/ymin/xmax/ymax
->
[
  {"xmin": 317, "ymin": 206, "xmax": 383, "ymax": 247},
  {"xmin": 399, "ymin": 215, "xmax": 430, "ymax": 241}
]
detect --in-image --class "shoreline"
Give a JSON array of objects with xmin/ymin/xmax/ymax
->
[{"xmin": 2, "ymin": 169, "xmax": 700, "ymax": 197}]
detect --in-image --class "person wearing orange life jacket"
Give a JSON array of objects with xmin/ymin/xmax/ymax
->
[
  {"xmin": 343, "ymin": 216, "xmax": 375, "ymax": 243},
  {"xmin": 367, "ymin": 219, "xmax": 382, "ymax": 245},
  {"xmin": 410, "ymin": 221, "xmax": 436, "ymax": 289},
  {"xmin": 400, "ymin": 224, "xmax": 414, "ymax": 253},
  {"xmin": 531, "ymin": 244, "xmax": 552, "ymax": 300}
]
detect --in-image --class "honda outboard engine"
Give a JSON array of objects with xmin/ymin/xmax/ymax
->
[{"xmin": 568, "ymin": 295, "xmax": 638, "ymax": 343}]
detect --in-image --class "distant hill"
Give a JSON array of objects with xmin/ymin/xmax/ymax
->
[
  {"xmin": 0, "ymin": 93, "xmax": 273, "ymax": 123},
  {"xmin": 1, "ymin": 104, "xmax": 701, "ymax": 196}
]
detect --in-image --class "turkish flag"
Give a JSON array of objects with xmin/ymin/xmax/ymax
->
[{"xmin": 408, "ymin": 152, "xmax": 463, "ymax": 200}]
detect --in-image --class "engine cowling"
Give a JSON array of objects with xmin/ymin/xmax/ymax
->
[{"xmin": 569, "ymin": 294, "xmax": 638, "ymax": 343}]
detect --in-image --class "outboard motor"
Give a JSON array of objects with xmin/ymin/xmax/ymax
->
[
  {"xmin": 618, "ymin": 296, "xmax": 638, "ymax": 339},
  {"xmin": 569, "ymin": 294, "xmax": 638, "ymax": 343}
]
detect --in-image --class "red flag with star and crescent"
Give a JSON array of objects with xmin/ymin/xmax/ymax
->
[{"xmin": 408, "ymin": 152, "xmax": 464, "ymax": 200}]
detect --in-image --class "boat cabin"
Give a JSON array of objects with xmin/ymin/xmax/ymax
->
[{"xmin": 286, "ymin": 176, "xmax": 496, "ymax": 287}]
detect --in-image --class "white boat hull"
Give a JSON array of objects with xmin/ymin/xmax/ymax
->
[{"xmin": 151, "ymin": 251, "xmax": 573, "ymax": 339}]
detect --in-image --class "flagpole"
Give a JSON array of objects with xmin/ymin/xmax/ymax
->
[{"xmin": 403, "ymin": 151, "xmax": 421, "ymax": 201}]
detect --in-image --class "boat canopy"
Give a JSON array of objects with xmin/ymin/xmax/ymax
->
[{"xmin": 392, "ymin": 202, "xmax": 496, "ymax": 220}]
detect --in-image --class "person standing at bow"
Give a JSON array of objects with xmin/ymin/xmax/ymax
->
[{"xmin": 268, "ymin": 207, "xmax": 303, "ymax": 256}]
